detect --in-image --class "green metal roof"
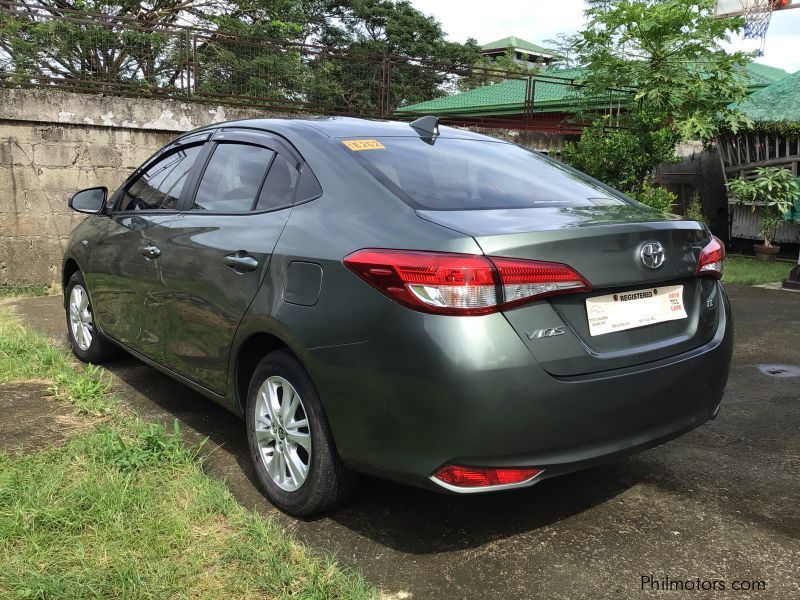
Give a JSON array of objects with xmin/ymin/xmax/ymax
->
[
  {"xmin": 395, "ymin": 62, "xmax": 789, "ymax": 118},
  {"xmin": 733, "ymin": 69, "xmax": 800, "ymax": 124},
  {"xmin": 395, "ymin": 70, "xmax": 610, "ymax": 117},
  {"xmin": 744, "ymin": 62, "xmax": 791, "ymax": 91},
  {"xmin": 481, "ymin": 36, "xmax": 554, "ymax": 56}
]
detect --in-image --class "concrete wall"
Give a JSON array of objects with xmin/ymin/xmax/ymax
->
[{"xmin": 0, "ymin": 89, "xmax": 268, "ymax": 284}]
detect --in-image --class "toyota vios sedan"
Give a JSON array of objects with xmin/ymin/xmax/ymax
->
[{"xmin": 63, "ymin": 116, "xmax": 733, "ymax": 515}]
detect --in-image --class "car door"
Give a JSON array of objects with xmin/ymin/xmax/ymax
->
[
  {"xmin": 85, "ymin": 139, "xmax": 207, "ymax": 357},
  {"xmin": 156, "ymin": 130, "xmax": 307, "ymax": 393}
]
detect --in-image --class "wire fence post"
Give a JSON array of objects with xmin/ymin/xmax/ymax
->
[
  {"xmin": 379, "ymin": 56, "xmax": 392, "ymax": 119},
  {"xmin": 191, "ymin": 34, "xmax": 199, "ymax": 98},
  {"xmin": 184, "ymin": 31, "xmax": 191, "ymax": 99}
]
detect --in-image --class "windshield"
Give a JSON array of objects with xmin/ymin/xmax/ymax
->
[{"xmin": 341, "ymin": 137, "xmax": 629, "ymax": 211}]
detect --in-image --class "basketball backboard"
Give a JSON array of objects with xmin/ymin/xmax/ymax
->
[{"xmin": 714, "ymin": 0, "xmax": 799, "ymax": 18}]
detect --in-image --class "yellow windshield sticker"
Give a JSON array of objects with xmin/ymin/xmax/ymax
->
[{"xmin": 342, "ymin": 139, "xmax": 385, "ymax": 151}]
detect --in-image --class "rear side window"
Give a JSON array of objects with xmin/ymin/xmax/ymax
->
[
  {"xmin": 192, "ymin": 143, "xmax": 274, "ymax": 212},
  {"xmin": 256, "ymin": 154, "xmax": 298, "ymax": 211},
  {"xmin": 343, "ymin": 137, "xmax": 628, "ymax": 211},
  {"xmin": 120, "ymin": 145, "xmax": 202, "ymax": 211}
]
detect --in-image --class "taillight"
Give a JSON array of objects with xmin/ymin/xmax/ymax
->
[
  {"xmin": 491, "ymin": 257, "xmax": 592, "ymax": 309},
  {"xmin": 697, "ymin": 236, "xmax": 725, "ymax": 279},
  {"xmin": 433, "ymin": 465, "xmax": 544, "ymax": 489},
  {"xmin": 343, "ymin": 249, "xmax": 591, "ymax": 315}
]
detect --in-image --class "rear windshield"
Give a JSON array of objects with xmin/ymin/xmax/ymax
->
[{"xmin": 342, "ymin": 137, "xmax": 629, "ymax": 211}]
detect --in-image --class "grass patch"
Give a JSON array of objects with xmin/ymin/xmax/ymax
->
[
  {"xmin": 0, "ymin": 310, "xmax": 115, "ymax": 415},
  {"xmin": 722, "ymin": 256, "xmax": 794, "ymax": 286},
  {"xmin": 0, "ymin": 419, "xmax": 374, "ymax": 599},
  {"xmin": 0, "ymin": 283, "xmax": 59, "ymax": 300},
  {"xmin": 0, "ymin": 308, "xmax": 375, "ymax": 599}
]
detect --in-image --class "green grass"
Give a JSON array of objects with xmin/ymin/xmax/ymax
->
[
  {"xmin": 0, "ymin": 308, "xmax": 376, "ymax": 599},
  {"xmin": 722, "ymin": 256, "xmax": 794, "ymax": 286},
  {"xmin": 0, "ymin": 283, "xmax": 58, "ymax": 299},
  {"xmin": 0, "ymin": 311, "xmax": 115, "ymax": 415},
  {"xmin": 0, "ymin": 420, "xmax": 373, "ymax": 599}
]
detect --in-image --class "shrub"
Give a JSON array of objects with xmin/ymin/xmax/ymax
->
[{"xmin": 635, "ymin": 184, "xmax": 676, "ymax": 212}]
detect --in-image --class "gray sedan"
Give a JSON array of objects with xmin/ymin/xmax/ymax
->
[{"xmin": 62, "ymin": 116, "xmax": 733, "ymax": 515}]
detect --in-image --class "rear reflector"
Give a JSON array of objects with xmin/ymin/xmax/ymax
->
[
  {"xmin": 344, "ymin": 249, "xmax": 591, "ymax": 315},
  {"xmin": 697, "ymin": 236, "xmax": 725, "ymax": 279},
  {"xmin": 433, "ymin": 465, "xmax": 543, "ymax": 488}
]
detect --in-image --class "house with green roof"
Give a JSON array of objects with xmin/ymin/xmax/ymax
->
[
  {"xmin": 480, "ymin": 36, "xmax": 557, "ymax": 66},
  {"xmin": 395, "ymin": 62, "xmax": 789, "ymax": 136}
]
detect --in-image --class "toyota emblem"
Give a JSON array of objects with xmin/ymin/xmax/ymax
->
[{"xmin": 640, "ymin": 241, "xmax": 666, "ymax": 269}]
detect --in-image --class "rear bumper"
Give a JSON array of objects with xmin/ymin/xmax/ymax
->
[{"xmin": 308, "ymin": 284, "xmax": 733, "ymax": 491}]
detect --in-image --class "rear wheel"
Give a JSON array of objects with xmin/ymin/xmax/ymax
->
[
  {"xmin": 246, "ymin": 350, "xmax": 355, "ymax": 515},
  {"xmin": 65, "ymin": 271, "xmax": 118, "ymax": 363}
]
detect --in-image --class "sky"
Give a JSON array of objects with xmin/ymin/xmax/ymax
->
[{"xmin": 410, "ymin": 0, "xmax": 800, "ymax": 74}]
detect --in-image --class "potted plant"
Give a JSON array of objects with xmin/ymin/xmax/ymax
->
[{"xmin": 727, "ymin": 167, "xmax": 799, "ymax": 261}]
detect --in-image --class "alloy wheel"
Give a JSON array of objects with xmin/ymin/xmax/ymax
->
[
  {"xmin": 69, "ymin": 284, "xmax": 93, "ymax": 351},
  {"xmin": 254, "ymin": 376, "xmax": 312, "ymax": 492}
]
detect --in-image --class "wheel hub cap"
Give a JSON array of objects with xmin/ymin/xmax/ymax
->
[{"xmin": 253, "ymin": 376, "xmax": 312, "ymax": 492}]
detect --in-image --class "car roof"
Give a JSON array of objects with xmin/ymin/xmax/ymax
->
[{"xmin": 188, "ymin": 116, "xmax": 500, "ymax": 143}]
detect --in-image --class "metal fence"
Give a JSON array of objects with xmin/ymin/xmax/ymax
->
[{"xmin": 0, "ymin": 1, "xmax": 629, "ymax": 129}]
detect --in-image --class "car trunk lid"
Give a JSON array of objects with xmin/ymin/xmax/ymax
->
[{"xmin": 417, "ymin": 206, "xmax": 722, "ymax": 376}]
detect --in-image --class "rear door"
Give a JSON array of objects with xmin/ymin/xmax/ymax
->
[
  {"xmin": 156, "ymin": 130, "xmax": 308, "ymax": 393},
  {"xmin": 86, "ymin": 140, "xmax": 206, "ymax": 357}
]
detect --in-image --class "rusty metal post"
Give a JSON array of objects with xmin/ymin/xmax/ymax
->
[{"xmin": 524, "ymin": 75, "xmax": 536, "ymax": 123}]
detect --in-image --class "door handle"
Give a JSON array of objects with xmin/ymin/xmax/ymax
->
[
  {"xmin": 223, "ymin": 251, "xmax": 259, "ymax": 273},
  {"xmin": 139, "ymin": 243, "xmax": 161, "ymax": 259}
]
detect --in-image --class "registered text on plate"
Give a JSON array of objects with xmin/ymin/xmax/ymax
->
[{"xmin": 586, "ymin": 285, "xmax": 687, "ymax": 337}]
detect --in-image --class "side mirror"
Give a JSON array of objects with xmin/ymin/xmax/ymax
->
[{"xmin": 69, "ymin": 187, "xmax": 108, "ymax": 214}]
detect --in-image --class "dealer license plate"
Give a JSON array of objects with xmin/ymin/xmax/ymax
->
[{"xmin": 586, "ymin": 285, "xmax": 687, "ymax": 337}]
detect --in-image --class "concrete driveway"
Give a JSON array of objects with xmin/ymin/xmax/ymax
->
[{"xmin": 6, "ymin": 284, "xmax": 799, "ymax": 599}]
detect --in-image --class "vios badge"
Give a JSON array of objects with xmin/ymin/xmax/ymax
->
[
  {"xmin": 525, "ymin": 326, "xmax": 565, "ymax": 340},
  {"xmin": 640, "ymin": 241, "xmax": 666, "ymax": 270}
]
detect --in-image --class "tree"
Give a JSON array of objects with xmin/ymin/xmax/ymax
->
[
  {"xmin": 560, "ymin": 0, "xmax": 757, "ymax": 211},
  {"xmin": 0, "ymin": 0, "xmax": 314, "ymax": 96},
  {"xmin": 570, "ymin": 0, "xmax": 753, "ymax": 140},
  {"xmin": 457, "ymin": 49, "xmax": 541, "ymax": 92},
  {"xmin": 0, "ymin": 1, "xmax": 216, "ymax": 87},
  {"xmin": 191, "ymin": 0, "xmax": 313, "ymax": 101},
  {"xmin": 561, "ymin": 112, "xmax": 679, "ymax": 197},
  {"xmin": 543, "ymin": 33, "xmax": 577, "ymax": 69},
  {"xmin": 309, "ymin": 0, "xmax": 480, "ymax": 114}
]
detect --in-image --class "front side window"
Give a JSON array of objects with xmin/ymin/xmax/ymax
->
[
  {"xmin": 343, "ymin": 137, "xmax": 630, "ymax": 211},
  {"xmin": 192, "ymin": 143, "xmax": 274, "ymax": 212},
  {"xmin": 120, "ymin": 145, "xmax": 202, "ymax": 211}
]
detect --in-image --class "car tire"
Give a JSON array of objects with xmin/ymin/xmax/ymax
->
[
  {"xmin": 65, "ymin": 271, "xmax": 118, "ymax": 363},
  {"xmin": 246, "ymin": 350, "xmax": 355, "ymax": 516}
]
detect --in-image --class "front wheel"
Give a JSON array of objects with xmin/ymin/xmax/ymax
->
[
  {"xmin": 246, "ymin": 350, "xmax": 355, "ymax": 515},
  {"xmin": 65, "ymin": 271, "xmax": 118, "ymax": 363}
]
